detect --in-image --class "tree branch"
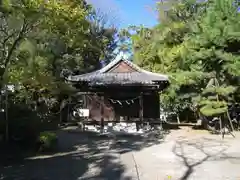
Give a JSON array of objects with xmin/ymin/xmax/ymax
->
[
  {"xmin": 1, "ymin": 31, "xmax": 17, "ymax": 53},
  {"xmin": 0, "ymin": 18, "xmax": 28, "ymax": 81}
]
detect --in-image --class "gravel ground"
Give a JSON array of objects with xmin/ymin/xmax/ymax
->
[{"xmin": 1, "ymin": 127, "xmax": 240, "ymax": 180}]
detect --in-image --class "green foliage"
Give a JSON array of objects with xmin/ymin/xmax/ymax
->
[
  {"xmin": 0, "ymin": 0, "xmax": 118, "ymax": 110},
  {"xmin": 0, "ymin": 0, "xmax": 119, "ymax": 145},
  {"xmin": 38, "ymin": 131, "xmax": 58, "ymax": 152},
  {"xmin": 127, "ymin": 0, "xmax": 240, "ymax": 118}
]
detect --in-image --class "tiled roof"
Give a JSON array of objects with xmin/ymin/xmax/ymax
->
[{"xmin": 66, "ymin": 57, "xmax": 169, "ymax": 85}]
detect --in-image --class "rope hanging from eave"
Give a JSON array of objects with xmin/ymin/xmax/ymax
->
[
  {"xmin": 85, "ymin": 93, "xmax": 140, "ymax": 107},
  {"xmin": 108, "ymin": 96, "xmax": 140, "ymax": 105}
]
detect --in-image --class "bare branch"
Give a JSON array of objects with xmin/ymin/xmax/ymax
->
[{"xmin": 1, "ymin": 31, "xmax": 18, "ymax": 59}]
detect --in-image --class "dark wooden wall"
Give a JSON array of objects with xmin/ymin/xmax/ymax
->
[
  {"xmin": 143, "ymin": 92, "xmax": 160, "ymax": 118},
  {"xmin": 84, "ymin": 92, "xmax": 160, "ymax": 122}
]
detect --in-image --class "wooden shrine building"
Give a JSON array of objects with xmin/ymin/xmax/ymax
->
[{"xmin": 65, "ymin": 56, "xmax": 169, "ymax": 129}]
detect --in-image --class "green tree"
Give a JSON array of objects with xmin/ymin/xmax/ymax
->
[
  {"xmin": 130, "ymin": 0, "xmax": 208, "ymax": 121},
  {"xmin": 127, "ymin": 0, "xmax": 240, "ymax": 122},
  {"xmin": 0, "ymin": 0, "xmax": 119, "ymax": 140},
  {"xmin": 188, "ymin": 0, "xmax": 240, "ymax": 117}
]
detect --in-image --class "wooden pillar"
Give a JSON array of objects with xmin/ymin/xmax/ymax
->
[
  {"xmin": 100, "ymin": 95, "xmax": 104, "ymax": 133},
  {"xmin": 137, "ymin": 92, "xmax": 144, "ymax": 131},
  {"xmin": 159, "ymin": 93, "xmax": 162, "ymax": 130},
  {"xmin": 82, "ymin": 95, "xmax": 87, "ymax": 131}
]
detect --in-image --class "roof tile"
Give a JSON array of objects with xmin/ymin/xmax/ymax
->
[{"xmin": 67, "ymin": 58, "xmax": 169, "ymax": 85}]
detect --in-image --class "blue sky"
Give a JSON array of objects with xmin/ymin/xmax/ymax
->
[{"xmin": 86, "ymin": 0, "xmax": 158, "ymax": 28}]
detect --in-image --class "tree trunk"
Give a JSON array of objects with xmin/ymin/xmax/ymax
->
[
  {"xmin": 177, "ymin": 114, "xmax": 180, "ymax": 124},
  {"xmin": 138, "ymin": 93, "xmax": 143, "ymax": 131},
  {"xmin": 5, "ymin": 90, "xmax": 8, "ymax": 142}
]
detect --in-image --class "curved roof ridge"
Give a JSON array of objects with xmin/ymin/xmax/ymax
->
[
  {"xmin": 66, "ymin": 70, "xmax": 100, "ymax": 81},
  {"xmin": 100, "ymin": 56, "xmax": 146, "ymax": 73},
  {"xmin": 66, "ymin": 54, "xmax": 169, "ymax": 83}
]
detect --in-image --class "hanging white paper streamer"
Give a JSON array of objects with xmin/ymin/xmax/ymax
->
[
  {"xmin": 108, "ymin": 96, "xmax": 139, "ymax": 105},
  {"xmin": 117, "ymin": 100, "xmax": 122, "ymax": 105}
]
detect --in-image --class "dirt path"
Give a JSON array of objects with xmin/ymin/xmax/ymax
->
[
  {"xmin": 1, "ymin": 127, "xmax": 240, "ymax": 180},
  {"xmin": 120, "ymin": 127, "xmax": 240, "ymax": 180}
]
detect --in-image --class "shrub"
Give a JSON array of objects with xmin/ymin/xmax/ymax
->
[
  {"xmin": 38, "ymin": 131, "xmax": 58, "ymax": 152},
  {"xmin": 8, "ymin": 104, "xmax": 41, "ymax": 146}
]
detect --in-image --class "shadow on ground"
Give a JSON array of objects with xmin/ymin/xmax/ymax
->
[
  {"xmin": 112, "ymin": 129, "xmax": 169, "ymax": 154},
  {"xmin": 172, "ymin": 137, "xmax": 233, "ymax": 180},
  {"xmin": 0, "ymin": 127, "xmax": 169, "ymax": 180}
]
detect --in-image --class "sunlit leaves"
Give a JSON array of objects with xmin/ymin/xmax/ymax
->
[
  {"xmin": 200, "ymin": 105, "xmax": 227, "ymax": 116},
  {"xmin": 202, "ymin": 86, "xmax": 236, "ymax": 96}
]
